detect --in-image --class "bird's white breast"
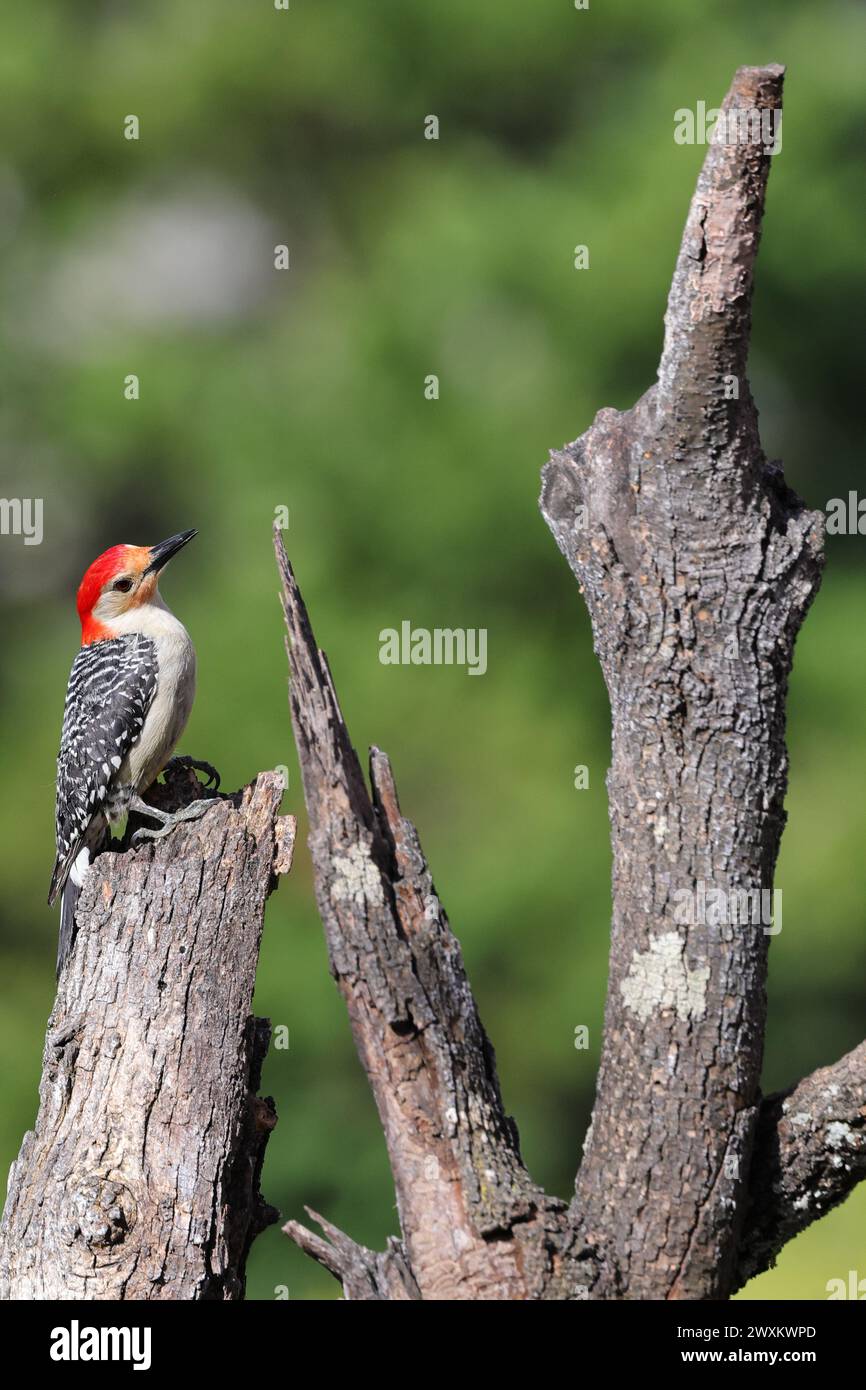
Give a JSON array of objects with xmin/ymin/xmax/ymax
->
[{"xmin": 111, "ymin": 597, "xmax": 197, "ymax": 793}]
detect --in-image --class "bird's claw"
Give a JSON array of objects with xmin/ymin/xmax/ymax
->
[
  {"xmin": 164, "ymin": 755, "xmax": 221, "ymax": 791},
  {"xmin": 131, "ymin": 824, "xmax": 168, "ymax": 847}
]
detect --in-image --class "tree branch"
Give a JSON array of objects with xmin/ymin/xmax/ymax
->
[
  {"xmin": 658, "ymin": 64, "xmax": 785, "ymax": 440},
  {"xmin": 283, "ymin": 1208, "xmax": 420, "ymax": 1300},
  {"xmin": 275, "ymin": 528, "xmax": 578, "ymax": 1300},
  {"xmin": 735, "ymin": 1042, "xmax": 866, "ymax": 1288},
  {"xmin": 0, "ymin": 766, "xmax": 294, "ymax": 1300}
]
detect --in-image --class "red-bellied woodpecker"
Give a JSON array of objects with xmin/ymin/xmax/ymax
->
[{"xmin": 48, "ymin": 529, "xmax": 220, "ymax": 976}]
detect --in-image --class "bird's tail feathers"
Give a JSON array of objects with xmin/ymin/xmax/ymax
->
[
  {"xmin": 57, "ymin": 875, "xmax": 81, "ymax": 978},
  {"xmin": 55, "ymin": 839, "xmax": 102, "ymax": 978}
]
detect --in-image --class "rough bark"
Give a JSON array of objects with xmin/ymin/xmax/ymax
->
[
  {"xmin": 0, "ymin": 765, "xmax": 294, "ymax": 1300},
  {"xmin": 540, "ymin": 62, "xmax": 828, "ymax": 1300},
  {"xmin": 276, "ymin": 535, "xmax": 581, "ymax": 1300},
  {"xmin": 280, "ymin": 66, "xmax": 864, "ymax": 1300},
  {"xmin": 735, "ymin": 1042, "xmax": 866, "ymax": 1289}
]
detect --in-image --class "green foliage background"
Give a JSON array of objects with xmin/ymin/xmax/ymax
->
[{"xmin": 1, "ymin": 0, "xmax": 864, "ymax": 1300}]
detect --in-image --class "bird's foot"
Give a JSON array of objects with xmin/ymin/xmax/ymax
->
[
  {"xmin": 130, "ymin": 796, "xmax": 220, "ymax": 846},
  {"xmin": 163, "ymin": 755, "xmax": 221, "ymax": 791}
]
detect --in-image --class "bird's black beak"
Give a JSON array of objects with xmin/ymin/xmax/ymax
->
[{"xmin": 145, "ymin": 529, "xmax": 197, "ymax": 575}]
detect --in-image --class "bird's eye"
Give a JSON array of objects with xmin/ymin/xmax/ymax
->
[{"xmin": 113, "ymin": 577, "xmax": 134, "ymax": 593}]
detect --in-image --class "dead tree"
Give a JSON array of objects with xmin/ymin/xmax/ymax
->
[
  {"xmin": 280, "ymin": 65, "xmax": 865, "ymax": 1299},
  {"xmin": 3, "ymin": 64, "xmax": 862, "ymax": 1305},
  {"xmin": 0, "ymin": 767, "xmax": 295, "ymax": 1299}
]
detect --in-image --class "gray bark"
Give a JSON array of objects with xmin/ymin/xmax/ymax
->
[
  {"xmin": 280, "ymin": 65, "xmax": 865, "ymax": 1300},
  {"xmin": 735, "ymin": 1041, "xmax": 866, "ymax": 1290},
  {"xmin": 540, "ymin": 60, "xmax": 824, "ymax": 1300},
  {"xmin": 0, "ymin": 766, "xmax": 294, "ymax": 1300},
  {"xmin": 276, "ymin": 540, "xmax": 578, "ymax": 1299}
]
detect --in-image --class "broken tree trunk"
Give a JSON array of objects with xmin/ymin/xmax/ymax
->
[
  {"xmin": 280, "ymin": 66, "xmax": 865, "ymax": 1300},
  {"xmin": 0, "ymin": 766, "xmax": 294, "ymax": 1300},
  {"xmin": 540, "ymin": 61, "xmax": 826, "ymax": 1300},
  {"xmin": 276, "ymin": 533, "xmax": 581, "ymax": 1300}
]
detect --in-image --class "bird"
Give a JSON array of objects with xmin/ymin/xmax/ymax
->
[{"xmin": 48, "ymin": 529, "xmax": 220, "ymax": 977}]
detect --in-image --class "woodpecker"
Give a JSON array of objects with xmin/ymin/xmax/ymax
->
[{"xmin": 48, "ymin": 529, "xmax": 220, "ymax": 976}]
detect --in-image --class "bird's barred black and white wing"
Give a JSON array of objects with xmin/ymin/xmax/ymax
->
[{"xmin": 48, "ymin": 633, "xmax": 158, "ymax": 906}]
